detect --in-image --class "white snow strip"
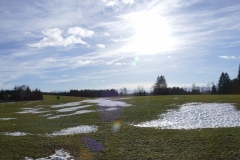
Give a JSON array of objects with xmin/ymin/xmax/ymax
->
[
  {"xmin": 133, "ymin": 103, "xmax": 240, "ymax": 130},
  {"xmin": 25, "ymin": 149, "xmax": 73, "ymax": 160},
  {"xmin": 49, "ymin": 125, "xmax": 98, "ymax": 136},
  {"xmin": 17, "ymin": 108, "xmax": 48, "ymax": 114},
  {"xmin": 40, "ymin": 114, "xmax": 52, "ymax": 117},
  {"xmin": 48, "ymin": 110, "xmax": 95, "ymax": 119},
  {"xmin": 23, "ymin": 101, "xmax": 38, "ymax": 105},
  {"xmin": 57, "ymin": 105, "xmax": 92, "ymax": 112},
  {"xmin": 0, "ymin": 118, "xmax": 16, "ymax": 120},
  {"xmin": 51, "ymin": 102, "xmax": 81, "ymax": 108},
  {"xmin": 81, "ymin": 98, "xmax": 131, "ymax": 107},
  {"xmin": 2, "ymin": 132, "xmax": 29, "ymax": 136}
]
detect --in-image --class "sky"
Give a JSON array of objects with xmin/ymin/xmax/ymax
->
[{"xmin": 0, "ymin": 0, "xmax": 240, "ymax": 92}]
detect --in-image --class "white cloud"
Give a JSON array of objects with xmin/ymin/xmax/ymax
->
[
  {"xmin": 218, "ymin": 56, "xmax": 237, "ymax": 59},
  {"xmin": 74, "ymin": 60, "xmax": 95, "ymax": 67},
  {"xmin": 110, "ymin": 37, "xmax": 127, "ymax": 42},
  {"xmin": 115, "ymin": 63, "xmax": 122, "ymax": 65},
  {"xmin": 104, "ymin": 32, "xmax": 110, "ymax": 36},
  {"xmin": 67, "ymin": 27, "xmax": 94, "ymax": 37},
  {"xmin": 96, "ymin": 44, "xmax": 106, "ymax": 48},
  {"xmin": 102, "ymin": 0, "xmax": 119, "ymax": 7},
  {"xmin": 47, "ymin": 79, "xmax": 76, "ymax": 84},
  {"xmin": 28, "ymin": 27, "xmax": 93, "ymax": 48},
  {"xmin": 122, "ymin": 0, "xmax": 134, "ymax": 5}
]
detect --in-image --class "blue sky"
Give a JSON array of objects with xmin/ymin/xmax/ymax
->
[{"xmin": 0, "ymin": 0, "xmax": 240, "ymax": 92}]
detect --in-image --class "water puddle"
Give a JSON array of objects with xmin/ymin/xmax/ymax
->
[{"xmin": 133, "ymin": 102, "xmax": 240, "ymax": 129}]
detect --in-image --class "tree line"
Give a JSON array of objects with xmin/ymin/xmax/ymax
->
[
  {"xmin": 69, "ymin": 89, "xmax": 119, "ymax": 97},
  {"xmin": 0, "ymin": 85, "xmax": 43, "ymax": 102},
  {"xmin": 152, "ymin": 64, "xmax": 240, "ymax": 95},
  {"xmin": 1, "ymin": 64, "xmax": 239, "ymax": 101}
]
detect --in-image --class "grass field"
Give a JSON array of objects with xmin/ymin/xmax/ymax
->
[{"xmin": 0, "ymin": 95, "xmax": 240, "ymax": 159}]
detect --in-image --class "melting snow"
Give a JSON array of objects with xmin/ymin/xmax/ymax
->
[
  {"xmin": 51, "ymin": 102, "xmax": 81, "ymax": 108},
  {"xmin": 40, "ymin": 114, "xmax": 52, "ymax": 117},
  {"xmin": 49, "ymin": 125, "xmax": 98, "ymax": 136},
  {"xmin": 0, "ymin": 118, "xmax": 16, "ymax": 120},
  {"xmin": 23, "ymin": 101, "xmax": 38, "ymax": 105},
  {"xmin": 48, "ymin": 110, "xmax": 95, "ymax": 119},
  {"xmin": 81, "ymin": 98, "xmax": 131, "ymax": 107},
  {"xmin": 133, "ymin": 102, "xmax": 240, "ymax": 129},
  {"xmin": 25, "ymin": 149, "xmax": 73, "ymax": 160},
  {"xmin": 57, "ymin": 105, "xmax": 92, "ymax": 112},
  {"xmin": 2, "ymin": 132, "xmax": 29, "ymax": 136},
  {"xmin": 17, "ymin": 108, "xmax": 47, "ymax": 114}
]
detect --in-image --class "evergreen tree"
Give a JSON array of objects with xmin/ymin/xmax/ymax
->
[
  {"xmin": 218, "ymin": 72, "xmax": 231, "ymax": 94},
  {"xmin": 230, "ymin": 78, "xmax": 239, "ymax": 94},
  {"xmin": 238, "ymin": 64, "xmax": 240, "ymax": 93},
  {"xmin": 153, "ymin": 75, "xmax": 168, "ymax": 95},
  {"xmin": 211, "ymin": 84, "xmax": 217, "ymax": 94}
]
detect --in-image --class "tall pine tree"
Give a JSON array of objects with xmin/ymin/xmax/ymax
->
[
  {"xmin": 238, "ymin": 64, "xmax": 240, "ymax": 93},
  {"xmin": 218, "ymin": 72, "xmax": 231, "ymax": 94},
  {"xmin": 153, "ymin": 75, "xmax": 168, "ymax": 95}
]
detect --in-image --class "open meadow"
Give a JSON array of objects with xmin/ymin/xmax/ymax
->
[{"xmin": 0, "ymin": 95, "xmax": 240, "ymax": 159}]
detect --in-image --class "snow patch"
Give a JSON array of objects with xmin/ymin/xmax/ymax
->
[
  {"xmin": 0, "ymin": 118, "xmax": 16, "ymax": 120},
  {"xmin": 17, "ymin": 108, "xmax": 47, "ymax": 114},
  {"xmin": 40, "ymin": 114, "xmax": 52, "ymax": 117},
  {"xmin": 23, "ymin": 101, "xmax": 38, "ymax": 105},
  {"xmin": 48, "ymin": 110, "xmax": 95, "ymax": 119},
  {"xmin": 49, "ymin": 125, "xmax": 98, "ymax": 136},
  {"xmin": 81, "ymin": 98, "xmax": 131, "ymax": 107},
  {"xmin": 57, "ymin": 105, "xmax": 92, "ymax": 112},
  {"xmin": 133, "ymin": 103, "xmax": 240, "ymax": 130},
  {"xmin": 2, "ymin": 132, "xmax": 29, "ymax": 136},
  {"xmin": 51, "ymin": 102, "xmax": 81, "ymax": 108},
  {"xmin": 25, "ymin": 149, "xmax": 73, "ymax": 160}
]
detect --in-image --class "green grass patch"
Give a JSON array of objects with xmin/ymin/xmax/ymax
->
[{"xmin": 0, "ymin": 95, "xmax": 239, "ymax": 159}]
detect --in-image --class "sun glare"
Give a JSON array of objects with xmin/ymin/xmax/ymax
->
[{"xmin": 124, "ymin": 11, "xmax": 177, "ymax": 55}]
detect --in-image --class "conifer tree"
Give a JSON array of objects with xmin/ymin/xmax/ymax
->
[
  {"xmin": 218, "ymin": 72, "xmax": 231, "ymax": 94},
  {"xmin": 153, "ymin": 75, "xmax": 168, "ymax": 95},
  {"xmin": 238, "ymin": 64, "xmax": 240, "ymax": 93}
]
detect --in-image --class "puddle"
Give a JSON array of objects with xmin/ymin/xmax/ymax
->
[
  {"xmin": 82, "ymin": 136, "xmax": 104, "ymax": 152},
  {"xmin": 97, "ymin": 106, "xmax": 124, "ymax": 122},
  {"xmin": 17, "ymin": 108, "xmax": 48, "ymax": 114},
  {"xmin": 25, "ymin": 149, "xmax": 73, "ymax": 160},
  {"xmin": 133, "ymin": 102, "xmax": 240, "ymax": 129},
  {"xmin": 57, "ymin": 105, "xmax": 92, "ymax": 112},
  {"xmin": 2, "ymin": 132, "xmax": 29, "ymax": 136},
  {"xmin": 48, "ymin": 110, "xmax": 95, "ymax": 119},
  {"xmin": 48, "ymin": 125, "xmax": 98, "ymax": 136},
  {"xmin": 0, "ymin": 118, "xmax": 16, "ymax": 120},
  {"xmin": 51, "ymin": 102, "xmax": 81, "ymax": 108}
]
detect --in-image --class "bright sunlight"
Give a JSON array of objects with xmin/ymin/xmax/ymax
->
[{"xmin": 123, "ymin": 11, "xmax": 177, "ymax": 55}]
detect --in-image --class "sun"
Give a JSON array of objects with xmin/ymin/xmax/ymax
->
[{"xmin": 124, "ymin": 11, "xmax": 177, "ymax": 55}]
